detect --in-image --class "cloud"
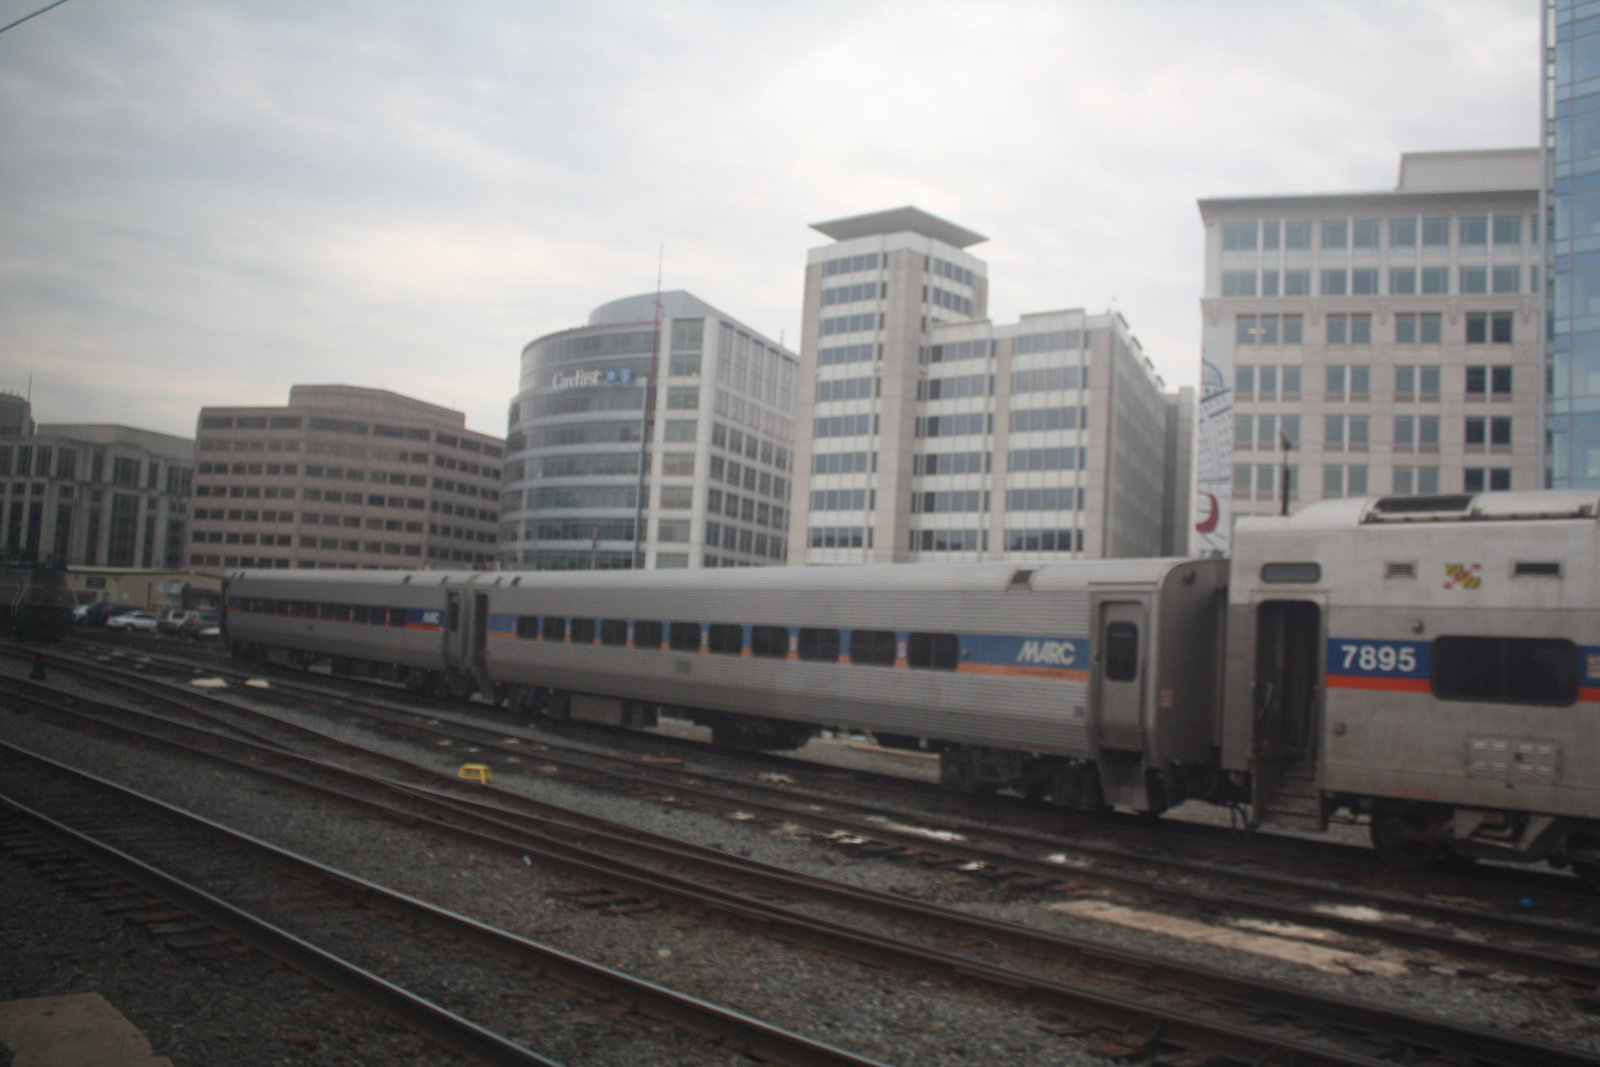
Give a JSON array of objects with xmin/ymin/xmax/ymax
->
[{"xmin": 0, "ymin": 0, "xmax": 1539, "ymax": 437}]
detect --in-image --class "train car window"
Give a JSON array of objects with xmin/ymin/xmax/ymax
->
[
  {"xmin": 352, "ymin": 605, "xmax": 369, "ymax": 624},
  {"xmin": 290, "ymin": 601, "xmax": 307, "ymax": 618},
  {"xmin": 387, "ymin": 607, "xmax": 407, "ymax": 627},
  {"xmin": 750, "ymin": 625, "xmax": 789, "ymax": 658},
  {"xmin": 798, "ymin": 628, "xmax": 840, "ymax": 662},
  {"xmin": 849, "ymin": 629, "xmax": 897, "ymax": 667},
  {"xmin": 1104, "ymin": 622, "xmax": 1139, "ymax": 682},
  {"xmin": 1261, "ymin": 563, "xmax": 1321, "ymax": 583},
  {"xmin": 319, "ymin": 602, "xmax": 337, "ymax": 620},
  {"xmin": 542, "ymin": 616, "xmax": 567, "ymax": 642},
  {"xmin": 669, "ymin": 621, "xmax": 701, "ymax": 651},
  {"xmin": 516, "ymin": 615, "xmax": 539, "ymax": 639},
  {"xmin": 707, "ymin": 623, "xmax": 743, "ymax": 655},
  {"xmin": 907, "ymin": 632, "xmax": 960, "ymax": 670},
  {"xmin": 634, "ymin": 620, "xmax": 663, "ymax": 649},
  {"xmin": 1431, "ymin": 636, "xmax": 1578, "ymax": 706},
  {"xmin": 600, "ymin": 619, "xmax": 629, "ymax": 646},
  {"xmin": 334, "ymin": 604, "xmax": 351, "ymax": 622},
  {"xmin": 570, "ymin": 617, "xmax": 597, "ymax": 644}
]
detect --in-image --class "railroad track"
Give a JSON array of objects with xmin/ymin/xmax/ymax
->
[
  {"xmin": 0, "ymin": 746, "xmax": 886, "ymax": 1067},
  {"xmin": 5, "ymin": 657, "xmax": 1599, "ymax": 1066},
  {"xmin": 18, "ymin": 641, "xmax": 1600, "ymax": 981}
]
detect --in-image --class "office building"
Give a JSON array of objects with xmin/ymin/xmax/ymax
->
[
  {"xmin": 0, "ymin": 398, "xmax": 194, "ymax": 568},
  {"xmin": 1545, "ymin": 0, "xmax": 1600, "ymax": 487},
  {"xmin": 1196, "ymin": 149, "xmax": 1544, "ymax": 553},
  {"xmin": 500, "ymin": 292, "xmax": 798, "ymax": 570},
  {"xmin": 791, "ymin": 207, "xmax": 1183, "ymax": 564},
  {"xmin": 189, "ymin": 385, "xmax": 503, "ymax": 572}
]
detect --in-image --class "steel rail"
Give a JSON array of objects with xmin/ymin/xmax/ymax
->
[
  {"xmin": 0, "ymin": 745, "xmax": 889, "ymax": 1067},
  {"xmin": 6, "ymin": 688, "xmax": 1595, "ymax": 1067}
]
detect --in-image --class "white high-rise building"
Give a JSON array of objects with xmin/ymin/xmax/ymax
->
[
  {"xmin": 790, "ymin": 207, "xmax": 1185, "ymax": 564},
  {"xmin": 1196, "ymin": 150, "xmax": 1544, "ymax": 554}
]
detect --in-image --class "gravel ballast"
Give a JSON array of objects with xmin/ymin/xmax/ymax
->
[{"xmin": 4, "ymin": 658, "xmax": 1599, "ymax": 1065}]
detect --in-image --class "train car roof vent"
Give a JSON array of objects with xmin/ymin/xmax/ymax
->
[
  {"xmin": 401, "ymin": 574, "xmax": 413, "ymax": 583},
  {"xmin": 1008, "ymin": 569, "xmax": 1035, "ymax": 590},
  {"xmin": 1366, "ymin": 494, "xmax": 1473, "ymax": 522}
]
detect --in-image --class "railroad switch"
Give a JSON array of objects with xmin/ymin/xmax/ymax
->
[{"xmin": 457, "ymin": 763, "xmax": 493, "ymax": 784}]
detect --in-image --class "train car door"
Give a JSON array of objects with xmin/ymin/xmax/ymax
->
[
  {"xmin": 1250, "ymin": 598, "xmax": 1324, "ymax": 829},
  {"xmin": 1095, "ymin": 601, "xmax": 1146, "ymax": 751},
  {"xmin": 470, "ymin": 592, "xmax": 489, "ymax": 672},
  {"xmin": 445, "ymin": 590, "xmax": 463, "ymax": 669}
]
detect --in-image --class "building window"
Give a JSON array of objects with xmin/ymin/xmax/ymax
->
[
  {"xmin": 1466, "ymin": 365, "xmax": 1514, "ymax": 399},
  {"xmin": 1465, "ymin": 312, "xmax": 1513, "ymax": 344},
  {"xmin": 1326, "ymin": 364, "xmax": 1369, "ymax": 400},
  {"xmin": 1284, "ymin": 220, "xmax": 1312, "ymax": 249},
  {"xmin": 1222, "ymin": 271, "xmax": 1256, "ymax": 296},
  {"xmin": 1464, "ymin": 417, "xmax": 1512, "ymax": 449},
  {"xmin": 1352, "ymin": 218, "xmax": 1380, "ymax": 248},
  {"xmin": 1459, "ymin": 216, "xmax": 1488, "ymax": 246},
  {"xmin": 1464, "ymin": 467, "xmax": 1512, "ymax": 492},
  {"xmin": 1222, "ymin": 222, "xmax": 1258, "ymax": 251},
  {"xmin": 1421, "ymin": 266, "xmax": 1449, "ymax": 294},
  {"xmin": 1323, "ymin": 464, "xmax": 1368, "ymax": 497},
  {"xmin": 1459, "ymin": 267, "xmax": 1487, "ymax": 294},
  {"xmin": 1321, "ymin": 219, "xmax": 1348, "ymax": 249},
  {"xmin": 1393, "ymin": 415, "xmax": 1440, "ymax": 452},
  {"xmin": 1389, "ymin": 218, "xmax": 1417, "ymax": 248},
  {"xmin": 1389, "ymin": 267, "xmax": 1416, "ymax": 294},
  {"xmin": 1493, "ymin": 216, "xmax": 1522, "ymax": 247},
  {"xmin": 1351, "ymin": 268, "xmax": 1379, "ymax": 295},
  {"xmin": 1392, "ymin": 466, "xmax": 1440, "ymax": 494},
  {"xmin": 1283, "ymin": 270, "xmax": 1310, "ymax": 295},
  {"xmin": 1492, "ymin": 266, "xmax": 1521, "ymax": 293},
  {"xmin": 1320, "ymin": 269, "xmax": 1347, "ymax": 296},
  {"xmin": 1394, "ymin": 313, "xmax": 1442, "ymax": 345},
  {"xmin": 1421, "ymin": 217, "xmax": 1450, "ymax": 246}
]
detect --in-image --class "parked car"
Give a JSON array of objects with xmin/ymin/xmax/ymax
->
[
  {"xmin": 105, "ymin": 610, "xmax": 158, "ymax": 633},
  {"xmin": 178, "ymin": 611, "xmax": 220, "ymax": 640},
  {"xmin": 158, "ymin": 609, "xmax": 197, "ymax": 634}
]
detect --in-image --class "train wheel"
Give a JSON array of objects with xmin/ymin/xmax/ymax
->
[{"xmin": 1370, "ymin": 801, "xmax": 1440, "ymax": 870}]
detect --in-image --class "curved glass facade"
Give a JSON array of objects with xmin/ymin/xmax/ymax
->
[{"xmin": 500, "ymin": 292, "xmax": 798, "ymax": 570}]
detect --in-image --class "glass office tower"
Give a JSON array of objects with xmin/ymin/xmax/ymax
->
[{"xmin": 1546, "ymin": 0, "xmax": 1600, "ymax": 487}]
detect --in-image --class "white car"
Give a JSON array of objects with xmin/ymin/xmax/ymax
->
[{"xmin": 105, "ymin": 610, "xmax": 159, "ymax": 633}]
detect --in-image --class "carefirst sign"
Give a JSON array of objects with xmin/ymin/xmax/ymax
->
[{"xmin": 550, "ymin": 367, "xmax": 637, "ymax": 391}]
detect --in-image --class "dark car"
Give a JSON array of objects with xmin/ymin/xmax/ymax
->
[{"xmin": 178, "ymin": 611, "xmax": 220, "ymax": 640}]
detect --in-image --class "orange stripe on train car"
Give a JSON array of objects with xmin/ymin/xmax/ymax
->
[{"xmin": 1326, "ymin": 675, "xmax": 1430, "ymax": 692}]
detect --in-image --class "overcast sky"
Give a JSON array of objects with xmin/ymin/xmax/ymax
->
[{"xmin": 0, "ymin": 0, "xmax": 1539, "ymax": 441}]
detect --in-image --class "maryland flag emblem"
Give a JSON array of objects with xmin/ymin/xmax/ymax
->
[{"xmin": 1444, "ymin": 563, "xmax": 1481, "ymax": 590}]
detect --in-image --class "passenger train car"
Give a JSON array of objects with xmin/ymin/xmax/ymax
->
[{"xmin": 223, "ymin": 490, "xmax": 1600, "ymax": 886}]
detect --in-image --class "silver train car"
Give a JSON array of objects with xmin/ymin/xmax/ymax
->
[
  {"xmin": 222, "ymin": 488, "xmax": 1600, "ymax": 885},
  {"xmin": 1226, "ymin": 489, "xmax": 1600, "ymax": 882}
]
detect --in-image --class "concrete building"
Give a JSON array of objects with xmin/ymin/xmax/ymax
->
[
  {"xmin": 790, "ymin": 207, "xmax": 1184, "ymax": 564},
  {"xmin": 500, "ymin": 292, "xmax": 798, "ymax": 570},
  {"xmin": 1545, "ymin": 0, "xmax": 1600, "ymax": 488},
  {"xmin": 0, "ymin": 400, "xmax": 194, "ymax": 569},
  {"xmin": 1196, "ymin": 149, "xmax": 1544, "ymax": 553},
  {"xmin": 189, "ymin": 385, "xmax": 503, "ymax": 572}
]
